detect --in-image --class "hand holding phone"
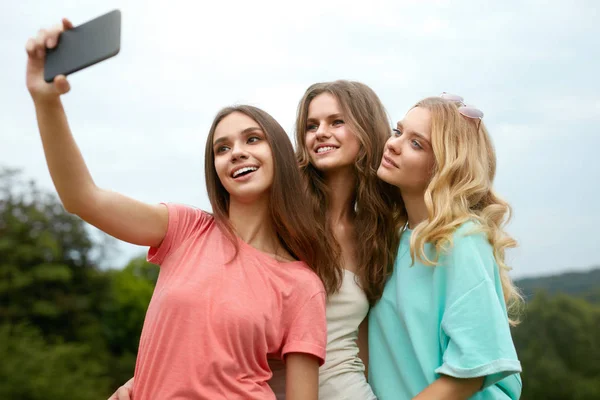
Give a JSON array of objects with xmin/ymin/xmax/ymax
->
[
  {"xmin": 25, "ymin": 10, "xmax": 121, "ymax": 102},
  {"xmin": 26, "ymin": 18, "xmax": 74, "ymax": 102}
]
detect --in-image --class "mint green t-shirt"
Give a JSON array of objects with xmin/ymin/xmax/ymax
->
[{"xmin": 369, "ymin": 222, "xmax": 522, "ymax": 400}]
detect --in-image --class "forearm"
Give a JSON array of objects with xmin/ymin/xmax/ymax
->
[
  {"xmin": 34, "ymin": 98, "xmax": 96, "ymax": 213},
  {"xmin": 413, "ymin": 375, "xmax": 483, "ymax": 400}
]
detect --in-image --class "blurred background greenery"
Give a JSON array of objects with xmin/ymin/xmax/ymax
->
[{"xmin": 1, "ymin": 167, "xmax": 598, "ymax": 399}]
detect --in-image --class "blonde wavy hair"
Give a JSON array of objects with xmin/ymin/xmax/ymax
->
[{"xmin": 408, "ymin": 97, "xmax": 523, "ymax": 324}]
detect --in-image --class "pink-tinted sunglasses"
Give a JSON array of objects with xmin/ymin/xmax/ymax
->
[{"xmin": 440, "ymin": 92, "xmax": 484, "ymax": 120}]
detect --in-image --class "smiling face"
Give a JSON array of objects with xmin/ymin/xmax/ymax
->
[
  {"xmin": 303, "ymin": 93, "xmax": 361, "ymax": 174},
  {"xmin": 377, "ymin": 106, "xmax": 436, "ymax": 194},
  {"xmin": 212, "ymin": 112, "xmax": 274, "ymax": 203}
]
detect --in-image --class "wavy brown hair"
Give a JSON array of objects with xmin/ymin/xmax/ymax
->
[
  {"xmin": 295, "ymin": 81, "xmax": 405, "ymax": 304},
  {"xmin": 407, "ymin": 97, "xmax": 523, "ymax": 324},
  {"xmin": 204, "ymin": 105, "xmax": 338, "ymax": 293}
]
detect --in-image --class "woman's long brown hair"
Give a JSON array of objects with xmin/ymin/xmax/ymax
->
[
  {"xmin": 204, "ymin": 105, "xmax": 339, "ymax": 294},
  {"xmin": 295, "ymin": 81, "xmax": 405, "ymax": 304}
]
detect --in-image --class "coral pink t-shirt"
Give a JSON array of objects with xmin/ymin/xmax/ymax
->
[{"xmin": 131, "ymin": 203, "xmax": 327, "ymax": 400}]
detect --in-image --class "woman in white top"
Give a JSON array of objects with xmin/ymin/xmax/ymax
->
[{"xmin": 268, "ymin": 80, "xmax": 404, "ymax": 399}]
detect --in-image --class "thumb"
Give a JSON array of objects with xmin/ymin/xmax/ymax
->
[{"xmin": 54, "ymin": 75, "xmax": 71, "ymax": 94}]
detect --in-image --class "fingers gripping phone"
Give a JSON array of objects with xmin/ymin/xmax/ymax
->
[{"xmin": 44, "ymin": 9, "xmax": 121, "ymax": 83}]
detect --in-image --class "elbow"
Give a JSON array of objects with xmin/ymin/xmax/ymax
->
[
  {"xmin": 59, "ymin": 186, "xmax": 97, "ymax": 216},
  {"xmin": 61, "ymin": 198, "xmax": 84, "ymax": 216}
]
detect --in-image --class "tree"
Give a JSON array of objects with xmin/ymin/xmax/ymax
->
[
  {"xmin": 101, "ymin": 256, "xmax": 157, "ymax": 384},
  {"xmin": 0, "ymin": 168, "xmax": 110, "ymax": 343},
  {"xmin": 0, "ymin": 323, "xmax": 109, "ymax": 400},
  {"xmin": 513, "ymin": 292, "xmax": 600, "ymax": 400},
  {"xmin": 0, "ymin": 167, "xmax": 115, "ymax": 396}
]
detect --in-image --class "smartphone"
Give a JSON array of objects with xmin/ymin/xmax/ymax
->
[{"xmin": 44, "ymin": 9, "xmax": 121, "ymax": 83}]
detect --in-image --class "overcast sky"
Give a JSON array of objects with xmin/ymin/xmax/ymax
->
[{"xmin": 2, "ymin": 0, "xmax": 598, "ymax": 278}]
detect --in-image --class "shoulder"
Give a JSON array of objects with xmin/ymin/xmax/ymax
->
[
  {"xmin": 435, "ymin": 220, "xmax": 497, "ymax": 290},
  {"xmin": 447, "ymin": 220, "xmax": 493, "ymax": 259},
  {"xmin": 164, "ymin": 202, "xmax": 213, "ymax": 220},
  {"xmin": 288, "ymin": 261, "xmax": 326, "ymax": 297},
  {"xmin": 272, "ymin": 261, "xmax": 326, "ymax": 319},
  {"xmin": 148, "ymin": 203, "xmax": 216, "ymax": 265},
  {"xmin": 165, "ymin": 203, "xmax": 216, "ymax": 232}
]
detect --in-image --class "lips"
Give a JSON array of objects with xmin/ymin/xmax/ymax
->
[
  {"xmin": 382, "ymin": 154, "xmax": 399, "ymax": 168},
  {"xmin": 231, "ymin": 165, "xmax": 259, "ymax": 178},
  {"xmin": 315, "ymin": 144, "xmax": 339, "ymax": 154}
]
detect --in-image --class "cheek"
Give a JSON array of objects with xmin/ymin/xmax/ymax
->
[
  {"xmin": 214, "ymin": 157, "xmax": 229, "ymax": 178},
  {"xmin": 342, "ymin": 129, "xmax": 361, "ymax": 156},
  {"xmin": 261, "ymin": 148, "xmax": 275, "ymax": 178},
  {"xmin": 410, "ymin": 154, "xmax": 434, "ymax": 181},
  {"xmin": 304, "ymin": 134, "xmax": 314, "ymax": 151}
]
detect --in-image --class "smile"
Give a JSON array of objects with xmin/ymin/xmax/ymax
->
[
  {"xmin": 316, "ymin": 146, "xmax": 337, "ymax": 154},
  {"xmin": 231, "ymin": 166, "xmax": 258, "ymax": 178}
]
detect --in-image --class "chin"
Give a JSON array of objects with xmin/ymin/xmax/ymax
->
[
  {"xmin": 230, "ymin": 189, "xmax": 268, "ymax": 204},
  {"xmin": 227, "ymin": 182, "xmax": 271, "ymax": 202},
  {"xmin": 313, "ymin": 158, "xmax": 353, "ymax": 172},
  {"xmin": 376, "ymin": 166, "xmax": 397, "ymax": 186}
]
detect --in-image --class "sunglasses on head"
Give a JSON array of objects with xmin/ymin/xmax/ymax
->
[{"xmin": 440, "ymin": 92, "xmax": 484, "ymax": 122}]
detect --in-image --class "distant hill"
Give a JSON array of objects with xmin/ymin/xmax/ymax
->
[{"xmin": 515, "ymin": 267, "xmax": 600, "ymax": 303}]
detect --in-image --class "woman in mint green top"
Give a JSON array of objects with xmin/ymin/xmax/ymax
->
[{"xmin": 369, "ymin": 94, "xmax": 523, "ymax": 400}]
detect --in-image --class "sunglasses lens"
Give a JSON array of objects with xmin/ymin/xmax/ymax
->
[{"xmin": 459, "ymin": 106, "xmax": 484, "ymax": 119}]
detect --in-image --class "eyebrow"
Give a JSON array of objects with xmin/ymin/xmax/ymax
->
[
  {"xmin": 307, "ymin": 113, "xmax": 344, "ymax": 123},
  {"xmin": 213, "ymin": 126, "xmax": 263, "ymax": 146}
]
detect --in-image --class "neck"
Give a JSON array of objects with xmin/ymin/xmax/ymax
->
[
  {"xmin": 324, "ymin": 167, "xmax": 356, "ymax": 224},
  {"xmin": 228, "ymin": 195, "xmax": 279, "ymax": 254},
  {"xmin": 401, "ymin": 190, "xmax": 428, "ymax": 229}
]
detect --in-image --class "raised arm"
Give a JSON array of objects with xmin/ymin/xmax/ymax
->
[{"xmin": 25, "ymin": 19, "xmax": 168, "ymax": 247}]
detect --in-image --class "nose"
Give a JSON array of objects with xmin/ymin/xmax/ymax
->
[
  {"xmin": 386, "ymin": 135, "xmax": 403, "ymax": 155},
  {"xmin": 315, "ymin": 123, "xmax": 330, "ymax": 140},
  {"xmin": 230, "ymin": 142, "xmax": 249, "ymax": 161}
]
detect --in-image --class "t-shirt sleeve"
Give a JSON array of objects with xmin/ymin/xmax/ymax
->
[
  {"xmin": 434, "ymin": 227, "xmax": 522, "ymax": 390},
  {"xmin": 147, "ymin": 203, "xmax": 211, "ymax": 266},
  {"xmin": 281, "ymin": 290, "xmax": 327, "ymax": 366}
]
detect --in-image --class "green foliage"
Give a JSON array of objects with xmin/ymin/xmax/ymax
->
[
  {"xmin": 0, "ymin": 167, "xmax": 156, "ymax": 397},
  {"xmin": 0, "ymin": 168, "xmax": 110, "ymax": 344},
  {"xmin": 100, "ymin": 256, "xmax": 157, "ymax": 384},
  {"xmin": 0, "ymin": 324, "xmax": 110, "ymax": 400},
  {"xmin": 516, "ymin": 268, "xmax": 600, "ymax": 302},
  {"xmin": 512, "ymin": 292, "xmax": 600, "ymax": 399}
]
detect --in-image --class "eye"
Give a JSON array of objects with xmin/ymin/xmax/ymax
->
[
  {"xmin": 306, "ymin": 124, "xmax": 318, "ymax": 132},
  {"xmin": 332, "ymin": 119, "xmax": 344, "ymax": 126},
  {"xmin": 392, "ymin": 128, "xmax": 402, "ymax": 137},
  {"xmin": 247, "ymin": 136, "xmax": 261, "ymax": 144},
  {"xmin": 411, "ymin": 139, "xmax": 423, "ymax": 149},
  {"xmin": 216, "ymin": 145, "xmax": 229, "ymax": 154}
]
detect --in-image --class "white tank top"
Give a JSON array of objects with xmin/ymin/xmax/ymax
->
[{"xmin": 268, "ymin": 269, "xmax": 377, "ymax": 399}]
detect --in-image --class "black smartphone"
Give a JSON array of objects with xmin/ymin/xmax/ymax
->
[{"xmin": 44, "ymin": 9, "xmax": 121, "ymax": 83}]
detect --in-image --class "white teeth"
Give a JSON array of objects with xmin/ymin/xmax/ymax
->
[
  {"xmin": 317, "ymin": 146, "xmax": 336, "ymax": 153},
  {"xmin": 233, "ymin": 166, "xmax": 258, "ymax": 178}
]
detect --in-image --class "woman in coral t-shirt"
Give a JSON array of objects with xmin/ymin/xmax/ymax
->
[{"xmin": 26, "ymin": 19, "xmax": 333, "ymax": 400}]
